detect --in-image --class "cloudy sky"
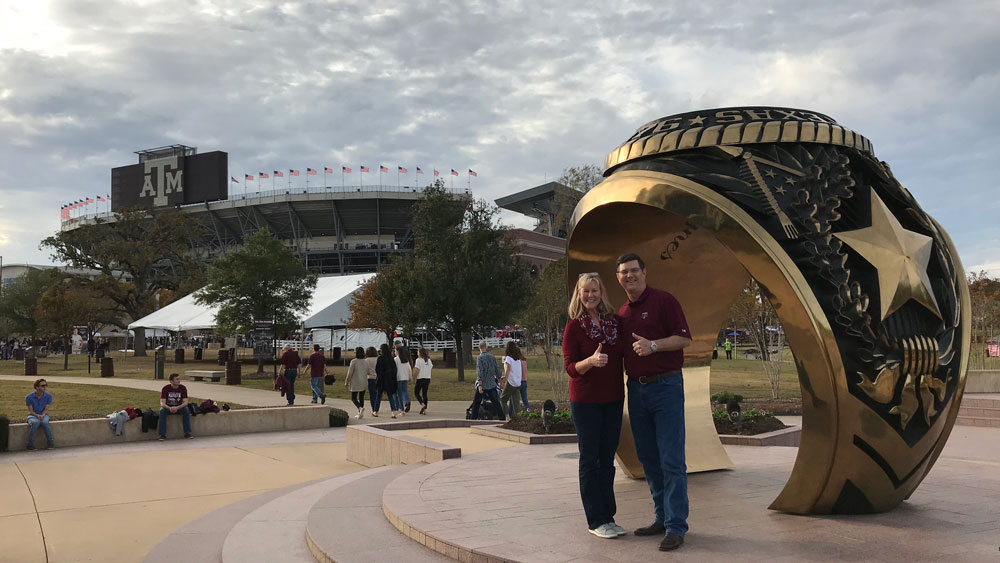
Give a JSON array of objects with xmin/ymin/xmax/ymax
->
[{"xmin": 1, "ymin": 0, "xmax": 998, "ymax": 274}]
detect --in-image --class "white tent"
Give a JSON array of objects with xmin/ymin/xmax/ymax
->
[
  {"xmin": 129, "ymin": 273, "xmax": 375, "ymax": 332},
  {"xmin": 311, "ymin": 328, "xmax": 387, "ymax": 351}
]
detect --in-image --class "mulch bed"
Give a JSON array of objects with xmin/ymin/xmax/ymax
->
[
  {"xmin": 713, "ymin": 417, "xmax": 787, "ymax": 435},
  {"xmin": 500, "ymin": 416, "xmax": 576, "ymax": 435},
  {"xmin": 736, "ymin": 398, "xmax": 802, "ymax": 415},
  {"xmin": 498, "ymin": 398, "xmax": 801, "ymax": 436}
]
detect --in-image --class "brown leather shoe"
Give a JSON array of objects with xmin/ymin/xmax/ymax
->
[
  {"xmin": 633, "ymin": 521, "xmax": 665, "ymax": 536},
  {"xmin": 658, "ymin": 533, "xmax": 684, "ymax": 551}
]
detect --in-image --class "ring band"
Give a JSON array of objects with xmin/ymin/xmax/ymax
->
[{"xmin": 569, "ymin": 107, "xmax": 970, "ymax": 515}]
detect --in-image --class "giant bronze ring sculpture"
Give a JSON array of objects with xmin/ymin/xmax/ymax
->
[{"xmin": 567, "ymin": 107, "xmax": 969, "ymax": 514}]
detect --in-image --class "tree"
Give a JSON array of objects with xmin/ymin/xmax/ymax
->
[
  {"xmin": 557, "ymin": 164, "xmax": 604, "ymax": 193},
  {"xmin": 38, "ymin": 278, "xmax": 119, "ymax": 370},
  {"xmin": 347, "ymin": 259, "xmax": 414, "ymax": 342},
  {"xmin": 552, "ymin": 164, "xmax": 604, "ymax": 234},
  {"xmin": 968, "ymin": 271, "xmax": 1000, "ymax": 369},
  {"xmin": 729, "ymin": 280, "xmax": 786, "ymax": 398},
  {"xmin": 41, "ymin": 207, "xmax": 206, "ymax": 356},
  {"xmin": 0, "ymin": 268, "xmax": 63, "ymax": 341},
  {"xmin": 517, "ymin": 257, "xmax": 568, "ymax": 370},
  {"xmin": 194, "ymin": 228, "xmax": 317, "ymax": 371},
  {"xmin": 405, "ymin": 181, "xmax": 532, "ymax": 381}
]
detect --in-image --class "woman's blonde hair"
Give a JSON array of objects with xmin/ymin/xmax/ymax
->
[{"xmin": 568, "ymin": 272, "xmax": 614, "ymax": 319}]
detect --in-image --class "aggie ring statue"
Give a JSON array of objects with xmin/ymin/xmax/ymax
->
[{"xmin": 567, "ymin": 107, "xmax": 969, "ymax": 514}]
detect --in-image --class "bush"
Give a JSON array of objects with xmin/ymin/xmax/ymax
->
[
  {"xmin": 711, "ymin": 407, "xmax": 773, "ymax": 423},
  {"xmin": 710, "ymin": 391, "xmax": 744, "ymax": 405},
  {"xmin": 329, "ymin": 408, "xmax": 350, "ymax": 427},
  {"xmin": 516, "ymin": 409, "xmax": 573, "ymax": 423},
  {"xmin": 0, "ymin": 414, "xmax": 8, "ymax": 452}
]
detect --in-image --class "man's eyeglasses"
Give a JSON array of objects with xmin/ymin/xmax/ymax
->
[
  {"xmin": 38, "ymin": 384, "xmax": 47, "ymax": 388},
  {"xmin": 616, "ymin": 268, "xmax": 642, "ymax": 276}
]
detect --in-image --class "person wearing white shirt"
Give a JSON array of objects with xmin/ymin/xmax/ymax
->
[
  {"xmin": 394, "ymin": 345, "xmax": 414, "ymax": 414},
  {"xmin": 413, "ymin": 347, "xmax": 434, "ymax": 415},
  {"xmin": 500, "ymin": 341, "xmax": 524, "ymax": 417}
]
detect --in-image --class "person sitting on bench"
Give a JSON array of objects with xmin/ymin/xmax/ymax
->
[
  {"xmin": 159, "ymin": 373, "xmax": 193, "ymax": 440},
  {"xmin": 26, "ymin": 378, "xmax": 55, "ymax": 450}
]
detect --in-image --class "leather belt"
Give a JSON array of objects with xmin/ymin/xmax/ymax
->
[{"xmin": 636, "ymin": 370, "xmax": 681, "ymax": 384}]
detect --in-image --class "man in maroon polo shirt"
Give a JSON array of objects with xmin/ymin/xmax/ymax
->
[{"xmin": 615, "ymin": 252, "xmax": 692, "ymax": 552}]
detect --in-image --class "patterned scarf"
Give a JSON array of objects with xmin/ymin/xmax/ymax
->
[{"xmin": 578, "ymin": 313, "xmax": 618, "ymax": 345}]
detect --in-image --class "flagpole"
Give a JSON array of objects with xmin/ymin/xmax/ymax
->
[{"xmin": 341, "ymin": 170, "xmax": 345, "ymax": 190}]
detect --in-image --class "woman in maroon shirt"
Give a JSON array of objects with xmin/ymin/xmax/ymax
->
[{"xmin": 562, "ymin": 272, "xmax": 625, "ymax": 539}]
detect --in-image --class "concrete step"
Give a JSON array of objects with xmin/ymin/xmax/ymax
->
[
  {"xmin": 306, "ymin": 464, "xmax": 453, "ymax": 563},
  {"xmin": 961, "ymin": 397, "xmax": 1000, "ymax": 409},
  {"xmin": 957, "ymin": 406, "xmax": 1000, "ymax": 418},
  {"xmin": 955, "ymin": 416, "xmax": 1000, "ymax": 428},
  {"xmin": 143, "ymin": 479, "xmax": 322, "ymax": 563},
  {"xmin": 221, "ymin": 467, "xmax": 393, "ymax": 563}
]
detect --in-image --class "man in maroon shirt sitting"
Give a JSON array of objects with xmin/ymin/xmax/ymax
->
[
  {"xmin": 615, "ymin": 253, "xmax": 692, "ymax": 552},
  {"xmin": 279, "ymin": 344, "xmax": 302, "ymax": 406}
]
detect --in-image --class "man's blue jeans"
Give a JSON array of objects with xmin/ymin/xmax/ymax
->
[
  {"xmin": 158, "ymin": 406, "xmax": 192, "ymax": 437},
  {"xmin": 310, "ymin": 377, "xmax": 325, "ymax": 402},
  {"xmin": 27, "ymin": 414, "xmax": 54, "ymax": 447},
  {"xmin": 395, "ymin": 380, "xmax": 409, "ymax": 409},
  {"xmin": 284, "ymin": 369, "xmax": 297, "ymax": 404},
  {"xmin": 571, "ymin": 399, "xmax": 623, "ymax": 529},
  {"xmin": 627, "ymin": 375, "xmax": 688, "ymax": 537}
]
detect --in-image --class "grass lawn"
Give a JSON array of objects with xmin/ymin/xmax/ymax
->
[
  {"xmin": 1, "ymin": 347, "xmax": 804, "ymax": 403},
  {"xmin": 0, "ymin": 380, "xmax": 252, "ymax": 421}
]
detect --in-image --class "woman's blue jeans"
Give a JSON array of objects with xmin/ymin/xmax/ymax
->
[{"xmin": 395, "ymin": 380, "xmax": 410, "ymax": 409}]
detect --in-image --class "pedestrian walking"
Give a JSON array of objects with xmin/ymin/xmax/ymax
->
[
  {"xmin": 413, "ymin": 347, "xmax": 433, "ymax": 415},
  {"xmin": 346, "ymin": 347, "xmax": 368, "ymax": 418}
]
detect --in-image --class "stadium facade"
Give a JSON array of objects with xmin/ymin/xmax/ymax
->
[{"xmin": 60, "ymin": 146, "xmax": 569, "ymax": 274}]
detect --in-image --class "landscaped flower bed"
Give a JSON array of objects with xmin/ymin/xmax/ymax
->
[{"xmin": 500, "ymin": 409, "xmax": 576, "ymax": 434}]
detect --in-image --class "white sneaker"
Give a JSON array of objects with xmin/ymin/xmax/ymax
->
[
  {"xmin": 359, "ymin": 408, "xmax": 364, "ymax": 419},
  {"xmin": 588, "ymin": 523, "xmax": 618, "ymax": 539},
  {"xmin": 608, "ymin": 522, "xmax": 627, "ymax": 536}
]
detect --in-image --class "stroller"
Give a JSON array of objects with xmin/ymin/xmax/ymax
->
[{"xmin": 465, "ymin": 389, "xmax": 504, "ymax": 420}]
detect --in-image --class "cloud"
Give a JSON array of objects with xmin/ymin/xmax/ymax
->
[{"xmin": 0, "ymin": 0, "xmax": 997, "ymax": 275}]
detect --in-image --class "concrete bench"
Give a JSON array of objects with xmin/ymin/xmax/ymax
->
[
  {"xmin": 5, "ymin": 405, "xmax": 331, "ymax": 451},
  {"xmin": 187, "ymin": 370, "xmax": 224, "ymax": 382}
]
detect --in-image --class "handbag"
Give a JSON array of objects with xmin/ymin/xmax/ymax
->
[{"xmin": 324, "ymin": 374, "xmax": 335, "ymax": 385}]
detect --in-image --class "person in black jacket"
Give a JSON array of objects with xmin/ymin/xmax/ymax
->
[{"xmin": 374, "ymin": 343, "xmax": 399, "ymax": 418}]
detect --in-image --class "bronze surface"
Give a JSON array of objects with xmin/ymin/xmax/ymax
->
[{"xmin": 569, "ymin": 107, "xmax": 969, "ymax": 514}]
